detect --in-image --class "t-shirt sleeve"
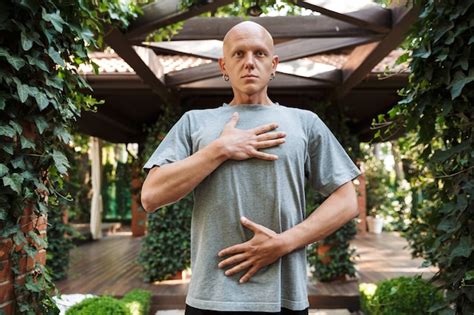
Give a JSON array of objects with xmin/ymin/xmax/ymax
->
[
  {"xmin": 143, "ymin": 112, "xmax": 192, "ymax": 171},
  {"xmin": 305, "ymin": 114, "xmax": 361, "ymax": 197}
]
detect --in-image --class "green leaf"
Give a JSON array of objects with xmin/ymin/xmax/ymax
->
[
  {"xmin": 0, "ymin": 93, "xmax": 6, "ymax": 110},
  {"xmin": 3, "ymin": 173, "xmax": 24, "ymax": 193},
  {"xmin": 2, "ymin": 143, "xmax": 13, "ymax": 155},
  {"xmin": 34, "ymin": 116, "xmax": 48, "ymax": 134},
  {"xmin": 47, "ymin": 47, "xmax": 64, "ymax": 67},
  {"xmin": 41, "ymin": 8, "xmax": 65, "ymax": 33},
  {"xmin": 28, "ymin": 231, "xmax": 47, "ymax": 247},
  {"xmin": 466, "ymin": 270, "xmax": 474, "ymax": 281},
  {"xmin": 0, "ymin": 125, "xmax": 15, "ymax": 138},
  {"xmin": 0, "ymin": 164, "xmax": 8, "ymax": 177},
  {"xmin": 51, "ymin": 150, "xmax": 69, "ymax": 174},
  {"xmin": 45, "ymin": 76, "xmax": 63, "ymax": 90},
  {"xmin": 0, "ymin": 48, "xmax": 25, "ymax": 71},
  {"xmin": 9, "ymin": 121, "xmax": 22, "ymax": 134},
  {"xmin": 13, "ymin": 231, "xmax": 27, "ymax": 247},
  {"xmin": 11, "ymin": 157, "xmax": 25, "ymax": 169},
  {"xmin": 450, "ymin": 236, "xmax": 472, "ymax": 261},
  {"xmin": 21, "ymin": 32, "xmax": 33, "ymax": 51},
  {"xmin": 34, "ymin": 91, "xmax": 49, "ymax": 111},
  {"xmin": 26, "ymin": 55, "xmax": 49, "ymax": 72},
  {"xmin": 449, "ymin": 70, "xmax": 474, "ymax": 99},
  {"xmin": 15, "ymin": 81, "xmax": 29, "ymax": 103},
  {"xmin": 20, "ymin": 136, "xmax": 36, "ymax": 150}
]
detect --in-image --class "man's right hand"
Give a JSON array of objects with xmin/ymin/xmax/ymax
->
[{"xmin": 218, "ymin": 112, "xmax": 286, "ymax": 161}]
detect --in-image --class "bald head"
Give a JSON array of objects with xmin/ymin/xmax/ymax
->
[{"xmin": 222, "ymin": 21, "xmax": 274, "ymax": 55}]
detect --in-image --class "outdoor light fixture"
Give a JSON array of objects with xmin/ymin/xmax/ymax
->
[{"xmin": 247, "ymin": 0, "xmax": 263, "ymax": 16}]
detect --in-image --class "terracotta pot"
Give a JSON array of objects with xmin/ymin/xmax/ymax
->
[{"xmin": 317, "ymin": 243, "xmax": 333, "ymax": 264}]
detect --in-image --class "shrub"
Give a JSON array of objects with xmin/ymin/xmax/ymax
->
[
  {"xmin": 65, "ymin": 296, "xmax": 131, "ymax": 315},
  {"xmin": 360, "ymin": 276, "xmax": 444, "ymax": 315},
  {"xmin": 122, "ymin": 289, "xmax": 152, "ymax": 315}
]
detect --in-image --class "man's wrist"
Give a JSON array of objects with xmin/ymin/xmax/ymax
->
[{"xmin": 206, "ymin": 138, "xmax": 231, "ymax": 162}]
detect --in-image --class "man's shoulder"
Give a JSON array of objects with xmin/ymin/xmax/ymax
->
[{"xmin": 277, "ymin": 105, "xmax": 320, "ymax": 121}]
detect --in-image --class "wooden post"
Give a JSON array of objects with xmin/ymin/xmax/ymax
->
[
  {"xmin": 90, "ymin": 137, "xmax": 103, "ymax": 240},
  {"xmin": 356, "ymin": 162, "xmax": 367, "ymax": 234}
]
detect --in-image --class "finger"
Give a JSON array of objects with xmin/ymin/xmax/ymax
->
[
  {"xmin": 218, "ymin": 253, "xmax": 247, "ymax": 269},
  {"xmin": 255, "ymin": 131, "xmax": 286, "ymax": 141},
  {"xmin": 251, "ymin": 150, "xmax": 279, "ymax": 161},
  {"xmin": 254, "ymin": 138, "xmax": 285, "ymax": 149},
  {"xmin": 239, "ymin": 266, "xmax": 260, "ymax": 283},
  {"xmin": 224, "ymin": 260, "xmax": 253, "ymax": 277},
  {"xmin": 218, "ymin": 243, "xmax": 247, "ymax": 257},
  {"xmin": 226, "ymin": 112, "xmax": 239, "ymax": 128},
  {"xmin": 251, "ymin": 123, "xmax": 278, "ymax": 135},
  {"xmin": 240, "ymin": 216, "xmax": 261, "ymax": 233}
]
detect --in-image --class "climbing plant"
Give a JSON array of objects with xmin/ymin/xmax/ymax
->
[
  {"xmin": 376, "ymin": 1, "xmax": 474, "ymax": 313},
  {"xmin": 0, "ymin": 0, "xmax": 139, "ymax": 313},
  {"xmin": 137, "ymin": 105, "xmax": 194, "ymax": 282}
]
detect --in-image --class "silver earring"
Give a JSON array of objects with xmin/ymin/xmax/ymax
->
[{"xmin": 223, "ymin": 74, "xmax": 229, "ymax": 81}]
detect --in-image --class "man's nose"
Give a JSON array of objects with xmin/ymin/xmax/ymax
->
[{"xmin": 244, "ymin": 53, "xmax": 255, "ymax": 69}]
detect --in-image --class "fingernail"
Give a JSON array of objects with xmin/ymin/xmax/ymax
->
[
  {"xmin": 239, "ymin": 279, "xmax": 245, "ymax": 283},
  {"xmin": 225, "ymin": 271, "xmax": 230, "ymax": 276},
  {"xmin": 241, "ymin": 216, "xmax": 247, "ymax": 222}
]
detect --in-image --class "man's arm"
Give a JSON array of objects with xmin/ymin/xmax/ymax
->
[
  {"xmin": 218, "ymin": 180, "xmax": 358, "ymax": 283},
  {"xmin": 141, "ymin": 112, "xmax": 287, "ymax": 212}
]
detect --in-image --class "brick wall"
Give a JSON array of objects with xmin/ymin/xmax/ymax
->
[{"xmin": 0, "ymin": 207, "xmax": 48, "ymax": 314}]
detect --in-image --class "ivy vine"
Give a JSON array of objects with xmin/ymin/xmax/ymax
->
[
  {"xmin": 377, "ymin": 1, "xmax": 474, "ymax": 313},
  {"xmin": 0, "ymin": 0, "xmax": 139, "ymax": 313}
]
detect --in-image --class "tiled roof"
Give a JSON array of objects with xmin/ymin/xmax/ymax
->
[{"xmin": 79, "ymin": 49, "xmax": 408, "ymax": 76}]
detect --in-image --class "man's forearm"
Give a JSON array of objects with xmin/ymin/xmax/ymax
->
[
  {"xmin": 141, "ymin": 139, "xmax": 228, "ymax": 212},
  {"xmin": 280, "ymin": 181, "xmax": 359, "ymax": 254}
]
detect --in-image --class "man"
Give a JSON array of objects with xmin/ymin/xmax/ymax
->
[{"xmin": 141, "ymin": 21, "xmax": 360, "ymax": 314}]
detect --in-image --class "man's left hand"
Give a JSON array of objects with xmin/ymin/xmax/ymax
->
[{"xmin": 218, "ymin": 216, "xmax": 287, "ymax": 283}]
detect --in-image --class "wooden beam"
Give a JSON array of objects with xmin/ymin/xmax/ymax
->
[
  {"xmin": 336, "ymin": 4, "xmax": 419, "ymax": 99},
  {"xmin": 166, "ymin": 62, "xmax": 219, "ymax": 86},
  {"xmin": 104, "ymin": 27, "xmax": 176, "ymax": 104},
  {"xmin": 140, "ymin": 36, "xmax": 380, "ymax": 63},
  {"xmin": 164, "ymin": 37, "xmax": 378, "ymax": 86},
  {"xmin": 296, "ymin": 1, "xmax": 392, "ymax": 34},
  {"xmin": 125, "ymin": 0, "xmax": 234, "ymax": 41},
  {"xmin": 131, "ymin": 15, "xmax": 380, "ymax": 43},
  {"xmin": 275, "ymin": 37, "xmax": 381, "ymax": 62}
]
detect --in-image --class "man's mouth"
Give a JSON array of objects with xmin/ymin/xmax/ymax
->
[{"xmin": 242, "ymin": 74, "xmax": 258, "ymax": 78}]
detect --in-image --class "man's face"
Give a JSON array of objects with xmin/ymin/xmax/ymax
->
[{"xmin": 219, "ymin": 24, "xmax": 279, "ymax": 97}]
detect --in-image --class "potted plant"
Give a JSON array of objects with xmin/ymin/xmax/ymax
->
[{"xmin": 366, "ymin": 212, "xmax": 384, "ymax": 234}]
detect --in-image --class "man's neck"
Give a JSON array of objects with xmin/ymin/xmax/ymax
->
[{"xmin": 228, "ymin": 92, "xmax": 273, "ymax": 106}]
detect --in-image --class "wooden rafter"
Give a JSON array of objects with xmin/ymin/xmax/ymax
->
[
  {"xmin": 163, "ymin": 37, "xmax": 380, "ymax": 86},
  {"xmin": 104, "ymin": 27, "xmax": 176, "ymax": 104},
  {"xmin": 131, "ymin": 15, "xmax": 381, "ymax": 43},
  {"xmin": 295, "ymin": 1, "xmax": 392, "ymax": 34},
  {"xmin": 125, "ymin": 0, "xmax": 234, "ymax": 41},
  {"xmin": 141, "ymin": 36, "xmax": 381, "ymax": 62},
  {"xmin": 336, "ymin": 3, "xmax": 419, "ymax": 99}
]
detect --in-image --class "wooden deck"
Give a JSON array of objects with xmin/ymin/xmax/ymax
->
[{"xmin": 55, "ymin": 230, "xmax": 437, "ymax": 312}]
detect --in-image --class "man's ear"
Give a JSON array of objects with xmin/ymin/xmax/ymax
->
[
  {"xmin": 218, "ymin": 57, "xmax": 226, "ymax": 75},
  {"xmin": 272, "ymin": 55, "xmax": 279, "ymax": 72}
]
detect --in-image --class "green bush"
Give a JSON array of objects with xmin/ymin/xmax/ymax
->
[
  {"xmin": 122, "ymin": 289, "xmax": 152, "ymax": 315},
  {"xmin": 360, "ymin": 276, "xmax": 444, "ymax": 315},
  {"xmin": 65, "ymin": 296, "xmax": 131, "ymax": 315}
]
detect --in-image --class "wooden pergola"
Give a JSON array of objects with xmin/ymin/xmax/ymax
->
[{"xmin": 78, "ymin": 0, "xmax": 418, "ymax": 144}]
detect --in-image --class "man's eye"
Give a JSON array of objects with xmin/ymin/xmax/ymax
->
[
  {"xmin": 256, "ymin": 51, "xmax": 265, "ymax": 57},
  {"xmin": 235, "ymin": 51, "xmax": 243, "ymax": 57}
]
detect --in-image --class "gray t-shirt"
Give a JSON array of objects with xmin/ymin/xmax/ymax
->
[{"xmin": 143, "ymin": 103, "xmax": 361, "ymax": 312}]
